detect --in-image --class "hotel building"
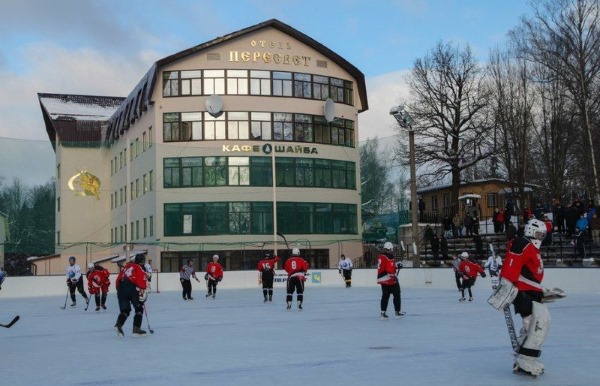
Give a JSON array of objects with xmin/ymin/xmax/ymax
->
[{"xmin": 37, "ymin": 19, "xmax": 368, "ymax": 274}]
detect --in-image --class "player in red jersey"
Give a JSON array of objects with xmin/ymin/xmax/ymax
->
[
  {"xmin": 284, "ymin": 248, "xmax": 309, "ymax": 310},
  {"xmin": 258, "ymin": 252, "xmax": 280, "ymax": 302},
  {"xmin": 488, "ymin": 218, "xmax": 564, "ymax": 377},
  {"xmin": 377, "ymin": 242, "xmax": 405, "ymax": 320},
  {"xmin": 205, "ymin": 255, "xmax": 223, "ymax": 299},
  {"xmin": 114, "ymin": 254, "xmax": 148, "ymax": 338},
  {"xmin": 87, "ymin": 263, "xmax": 111, "ymax": 311},
  {"xmin": 457, "ymin": 252, "xmax": 486, "ymax": 302}
]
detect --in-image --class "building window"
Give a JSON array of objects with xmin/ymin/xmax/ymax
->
[
  {"xmin": 293, "ymin": 73, "xmax": 312, "ymax": 99},
  {"xmin": 148, "ymin": 126, "xmax": 152, "ymax": 147},
  {"xmin": 226, "ymin": 69, "xmax": 248, "ymax": 95},
  {"xmin": 57, "ymin": 197, "xmax": 60, "ymax": 212},
  {"xmin": 130, "ymin": 182, "xmax": 134, "ymax": 200},
  {"xmin": 272, "ymin": 71, "xmax": 292, "ymax": 96},
  {"xmin": 227, "ymin": 111, "xmax": 249, "ymax": 140},
  {"xmin": 294, "ymin": 114, "xmax": 313, "ymax": 142},
  {"xmin": 130, "ymin": 221, "xmax": 134, "ymax": 240},
  {"xmin": 120, "ymin": 188, "xmax": 123, "ymax": 206},
  {"xmin": 250, "ymin": 157, "xmax": 272, "ymax": 186},
  {"xmin": 432, "ymin": 196, "xmax": 438, "ymax": 210},
  {"xmin": 313, "ymin": 75, "xmax": 329, "ymax": 100},
  {"xmin": 143, "ymin": 174, "xmax": 148, "ymax": 194},
  {"xmin": 135, "ymin": 138, "xmax": 140, "ymax": 157},
  {"xmin": 57, "ymin": 231, "xmax": 60, "ymax": 246},
  {"xmin": 487, "ymin": 193, "xmax": 498, "ymax": 208},
  {"xmin": 163, "ymin": 71, "xmax": 179, "ymax": 96},
  {"xmin": 204, "ymin": 113, "xmax": 226, "ymax": 140},
  {"xmin": 143, "ymin": 131, "xmax": 147, "ymax": 151},
  {"xmin": 149, "ymin": 170, "xmax": 153, "ymax": 191},
  {"xmin": 57, "ymin": 163, "xmax": 60, "ymax": 179},
  {"xmin": 250, "ymin": 70, "xmax": 271, "ymax": 95},
  {"xmin": 143, "ymin": 218, "xmax": 147, "ymax": 238},
  {"xmin": 443, "ymin": 194, "xmax": 450, "ymax": 208},
  {"xmin": 273, "ymin": 113, "xmax": 293, "ymax": 141},
  {"xmin": 250, "ymin": 112, "xmax": 271, "ymax": 140},
  {"xmin": 181, "ymin": 70, "xmax": 202, "ymax": 95},
  {"xmin": 110, "ymin": 160, "xmax": 113, "ymax": 176},
  {"xmin": 229, "ymin": 202, "xmax": 250, "ymax": 234},
  {"xmin": 164, "ymin": 157, "xmax": 203, "ymax": 188},
  {"xmin": 135, "ymin": 179, "xmax": 140, "ymax": 198},
  {"xmin": 136, "ymin": 220, "xmax": 140, "ymax": 240},
  {"xmin": 204, "ymin": 157, "xmax": 227, "ymax": 186},
  {"xmin": 149, "ymin": 216, "xmax": 154, "ymax": 237},
  {"xmin": 295, "ymin": 158, "xmax": 314, "ymax": 187},
  {"xmin": 203, "ymin": 69, "xmax": 225, "ymax": 95},
  {"xmin": 331, "ymin": 161, "xmax": 347, "ymax": 188},
  {"xmin": 123, "ymin": 148, "xmax": 127, "ymax": 166},
  {"xmin": 330, "ymin": 77, "xmax": 353, "ymax": 105},
  {"xmin": 228, "ymin": 157, "xmax": 250, "ymax": 186},
  {"xmin": 314, "ymin": 159, "xmax": 332, "ymax": 188}
]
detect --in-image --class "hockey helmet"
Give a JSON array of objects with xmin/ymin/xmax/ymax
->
[
  {"xmin": 87, "ymin": 263, "xmax": 94, "ymax": 269},
  {"xmin": 68, "ymin": 256, "xmax": 76, "ymax": 263},
  {"xmin": 383, "ymin": 242, "xmax": 394, "ymax": 251},
  {"xmin": 212, "ymin": 254, "xmax": 219, "ymax": 260},
  {"xmin": 524, "ymin": 219, "xmax": 547, "ymax": 249},
  {"xmin": 292, "ymin": 248, "xmax": 300, "ymax": 256},
  {"xmin": 264, "ymin": 251, "xmax": 273, "ymax": 258},
  {"xmin": 460, "ymin": 252, "xmax": 469, "ymax": 260}
]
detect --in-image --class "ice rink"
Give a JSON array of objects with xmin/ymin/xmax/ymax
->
[{"xmin": 1, "ymin": 285, "xmax": 598, "ymax": 386}]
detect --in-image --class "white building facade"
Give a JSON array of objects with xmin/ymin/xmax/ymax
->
[{"xmin": 38, "ymin": 19, "xmax": 368, "ymax": 274}]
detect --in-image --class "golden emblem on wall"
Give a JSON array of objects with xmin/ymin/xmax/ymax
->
[{"xmin": 68, "ymin": 169, "xmax": 101, "ymax": 199}]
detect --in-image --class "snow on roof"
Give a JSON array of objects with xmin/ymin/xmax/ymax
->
[
  {"xmin": 111, "ymin": 250, "xmax": 148, "ymax": 263},
  {"xmin": 39, "ymin": 94, "xmax": 124, "ymax": 121}
]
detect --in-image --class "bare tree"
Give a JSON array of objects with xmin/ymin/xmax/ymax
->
[
  {"xmin": 403, "ymin": 41, "xmax": 493, "ymax": 213},
  {"xmin": 359, "ymin": 138, "xmax": 395, "ymax": 218},
  {"xmin": 512, "ymin": 0, "xmax": 600, "ymax": 202}
]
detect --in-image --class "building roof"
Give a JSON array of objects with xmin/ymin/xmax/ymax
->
[
  {"xmin": 416, "ymin": 178, "xmax": 513, "ymax": 195},
  {"xmin": 38, "ymin": 93, "xmax": 125, "ymax": 150},
  {"xmin": 104, "ymin": 18, "xmax": 369, "ymax": 143}
]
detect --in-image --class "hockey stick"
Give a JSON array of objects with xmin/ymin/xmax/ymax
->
[
  {"xmin": 276, "ymin": 231, "xmax": 290, "ymax": 250},
  {"xmin": 60, "ymin": 288, "xmax": 70, "ymax": 309},
  {"xmin": 0, "ymin": 315, "xmax": 20, "ymax": 328},
  {"xmin": 143, "ymin": 304, "xmax": 154, "ymax": 334},
  {"xmin": 503, "ymin": 305, "xmax": 520, "ymax": 352},
  {"xmin": 84, "ymin": 296, "xmax": 91, "ymax": 311}
]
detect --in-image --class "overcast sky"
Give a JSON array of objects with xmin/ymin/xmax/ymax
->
[{"xmin": 0, "ymin": 0, "xmax": 533, "ymax": 185}]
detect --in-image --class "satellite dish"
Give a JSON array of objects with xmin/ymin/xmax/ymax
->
[
  {"xmin": 205, "ymin": 95, "xmax": 224, "ymax": 117},
  {"xmin": 324, "ymin": 98, "xmax": 336, "ymax": 123}
]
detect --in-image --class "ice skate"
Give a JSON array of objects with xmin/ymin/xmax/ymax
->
[
  {"xmin": 264, "ymin": 296, "xmax": 268, "ymax": 303},
  {"xmin": 212, "ymin": 294, "xmax": 216, "ymax": 299},
  {"xmin": 132, "ymin": 326, "xmax": 147, "ymax": 337},
  {"xmin": 395, "ymin": 311, "xmax": 406, "ymax": 319},
  {"xmin": 114, "ymin": 324, "xmax": 124, "ymax": 338},
  {"xmin": 286, "ymin": 302, "xmax": 292, "ymax": 310},
  {"xmin": 95, "ymin": 306, "xmax": 101, "ymax": 311},
  {"xmin": 381, "ymin": 311, "xmax": 388, "ymax": 320},
  {"xmin": 205, "ymin": 292, "xmax": 212, "ymax": 298},
  {"xmin": 101, "ymin": 304, "xmax": 107, "ymax": 310},
  {"xmin": 469, "ymin": 297, "xmax": 473, "ymax": 302},
  {"xmin": 70, "ymin": 301, "xmax": 76, "ymax": 307},
  {"xmin": 268, "ymin": 295, "xmax": 272, "ymax": 302},
  {"xmin": 298, "ymin": 302, "xmax": 303, "ymax": 311},
  {"xmin": 513, "ymin": 355, "xmax": 544, "ymax": 377},
  {"xmin": 459, "ymin": 297, "xmax": 466, "ymax": 302}
]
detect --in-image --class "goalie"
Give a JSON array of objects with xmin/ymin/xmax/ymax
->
[{"xmin": 488, "ymin": 218, "xmax": 565, "ymax": 377}]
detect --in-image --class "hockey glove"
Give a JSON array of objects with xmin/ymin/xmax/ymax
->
[
  {"xmin": 217, "ymin": 277, "xmax": 222, "ymax": 282},
  {"xmin": 487, "ymin": 278, "xmax": 518, "ymax": 310},
  {"xmin": 204, "ymin": 274, "xmax": 208, "ymax": 280},
  {"xmin": 542, "ymin": 287, "xmax": 566, "ymax": 303},
  {"xmin": 338, "ymin": 269, "xmax": 342, "ymax": 275},
  {"xmin": 481, "ymin": 272, "xmax": 487, "ymax": 278},
  {"xmin": 138, "ymin": 289, "xmax": 147, "ymax": 303}
]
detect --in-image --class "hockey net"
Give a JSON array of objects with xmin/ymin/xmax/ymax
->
[{"xmin": 147, "ymin": 269, "xmax": 160, "ymax": 293}]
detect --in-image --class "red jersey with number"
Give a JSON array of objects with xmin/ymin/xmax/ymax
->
[
  {"xmin": 376, "ymin": 254, "xmax": 397, "ymax": 286},
  {"xmin": 501, "ymin": 236, "xmax": 544, "ymax": 293},
  {"xmin": 206, "ymin": 262, "xmax": 223, "ymax": 280},
  {"xmin": 458, "ymin": 260, "xmax": 484, "ymax": 279},
  {"xmin": 258, "ymin": 256, "xmax": 280, "ymax": 272},
  {"xmin": 88, "ymin": 268, "xmax": 110, "ymax": 293},
  {"xmin": 284, "ymin": 257, "xmax": 309, "ymax": 279},
  {"xmin": 116, "ymin": 262, "xmax": 147, "ymax": 290}
]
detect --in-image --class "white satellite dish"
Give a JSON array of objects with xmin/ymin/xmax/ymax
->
[
  {"xmin": 324, "ymin": 98, "xmax": 336, "ymax": 123},
  {"xmin": 205, "ymin": 94, "xmax": 224, "ymax": 117}
]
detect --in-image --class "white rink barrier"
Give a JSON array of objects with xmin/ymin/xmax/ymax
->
[{"xmin": 1, "ymin": 268, "xmax": 598, "ymax": 298}]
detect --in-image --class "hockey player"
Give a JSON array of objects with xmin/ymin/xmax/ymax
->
[
  {"xmin": 257, "ymin": 252, "xmax": 280, "ymax": 302},
  {"xmin": 0, "ymin": 267, "xmax": 6, "ymax": 290},
  {"xmin": 284, "ymin": 248, "xmax": 309, "ymax": 310},
  {"xmin": 205, "ymin": 255, "xmax": 223, "ymax": 299},
  {"xmin": 484, "ymin": 251, "xmax": 503, "ymax": 289},
  {"xmin": 488, "ymin": 218, "xmax": 562, "ymax": 377},
  {"xmin": 87, "ymin": 263, "xmax": 110, "ymax": 311},
  {"xmin": 65, "ymin": 256, "xmax": 89, "ymax": 307},
  {"xmin": 338, "ymin": 254, "xmax": 353, "ymax": 287},
  {"xmin": 457, "ymin": 252, "xmax": 486, "ymax": 302},
  {"xmin": 180, "ymin": 259, "xmax": 199, "ymax": 300},
  {"xmin": 450, "ymin": 254, "xmax": 462, "ymax": 291},
  {"xmin": 377, "ymin": 242, "xmax": 405, "ymax": 320},
  {"xmin": 114, "ymin": 253, "xmax": 148, "ymax": 338}
]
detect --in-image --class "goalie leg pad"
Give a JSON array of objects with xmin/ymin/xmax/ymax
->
[
  {"xmin": 488, "ymin": 278, "xmax": 518, "ymax": 310},
  {"xmin": 519, "ymin": 302, "xmax": 551, "ymax": 358}
]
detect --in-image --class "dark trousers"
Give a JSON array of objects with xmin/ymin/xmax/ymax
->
[
  {"xmin": 342, "ymin": 269, "xmax": 352, "ymax": 287},
  {"xmin": 115, "ymin": 280, "xmax": 143, "ymax": 329},
  {"xmin": 181, "ymin": 279, "xmax": 192, "ymax": 299},
  {"xmin": 262, "ymin": 271, "xmax": 274, "ymax": 298},
  {"xmin": 207, "ymin": 279, "xmax": 218, "ymax": 295},
  {"xmin": 286, "ymin": 276, "xmax": 304, "ymax": 303},
  {"xmin": 68, "ymin": 278, "xmax": 88, "ymax": 302},
  {"xmin": 461, "ymin": 277, "xmax": 475, "ymax": 298},
  {"xmin": 380, "ymin": 282, "xmax": 401, "ymax": 312}
]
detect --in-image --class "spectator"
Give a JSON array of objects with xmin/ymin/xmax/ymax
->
[
  {"xmin": 452, "ymin": 212, "xmax": 462, "ymax": 238},
  {"xmin": 542, "ymin": 216, "xmax": 553, "ymax": 246},
  {"xmin": 418, "ymin": 198, "xmax": 425, "ymax": 222},
  {"xmin": 522, "ymin": 205, "xmax": 531, "ymax": 225},
  {"xmin": 576, "ymin": 214, "xmax": 589, "ymax": 237},
  {"xmin": 590, "ymin": 212, "xmax": 600, "ymax": 245},
  {"xmin": 505, "ymin": 221, "xmax": 517, "ymax": 242},
  {"xmin": 504, "ymin": 198, "xmax": 514, "ymax": 223},
  {"xmin": 573, "ymin": 227, "xmax": 586, "ymax": 260},
  {"xmin": 566, "ymin": 203, "xmax": 579, "ymax": 236},
  {"xmin": 430, "ymin": 234, "xmax": 440, "ymax": 260},
  {"xmin": 440, "ymin": 235, "xmax": 449, "ymax": 260},
  {"xmin": 552, "ymin": 199, "xmax": 565, "ymax": 234},
  {"xmin": 464, "ymin": 214, "xmax": 473, "ymax": 237}
]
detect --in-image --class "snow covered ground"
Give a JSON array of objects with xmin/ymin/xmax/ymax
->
[{"xmin": 1, "ymin": 286, "xmax": 597, "ymax": 386}]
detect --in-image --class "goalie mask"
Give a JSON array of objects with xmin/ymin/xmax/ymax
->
[{"xmin": 524, "ymin": 219, "xmax": 546, "ymax": 249}]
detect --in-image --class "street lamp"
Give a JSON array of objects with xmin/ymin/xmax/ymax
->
[{"xmin": 390, "ymin": 105, "xmax": 420, "ymax": 267}]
